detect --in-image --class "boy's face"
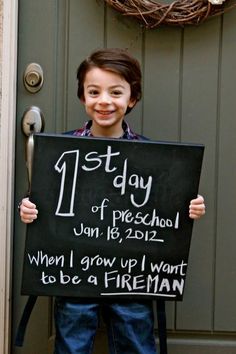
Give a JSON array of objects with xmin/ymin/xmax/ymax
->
[{"xmin": 81, "ymin": 67, "xmax": 136, "ymax": 137}]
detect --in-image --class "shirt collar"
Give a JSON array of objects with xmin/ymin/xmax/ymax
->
[{"xmin": 73, "ymin": 120, "xmax": 139, "ymax": 140}]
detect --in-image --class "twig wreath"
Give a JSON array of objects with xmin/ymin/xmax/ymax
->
[{"xmin": 104, "ymin": 0, "xmax": 236, "ymax": 28}]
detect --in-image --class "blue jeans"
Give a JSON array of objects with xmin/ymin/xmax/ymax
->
[{"xmin": 54, "ymin": 297, "xmax": 157, "ymax": 354}]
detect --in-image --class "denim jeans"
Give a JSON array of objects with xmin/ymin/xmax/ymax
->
[{"xmin": 54, "ymin": 297, "xmax": 157, "ymax": 354}]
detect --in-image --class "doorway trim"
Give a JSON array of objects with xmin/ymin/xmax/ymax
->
[{"xmin": 0, "ymin": 0, "xmax": 18, "ymax": 352}]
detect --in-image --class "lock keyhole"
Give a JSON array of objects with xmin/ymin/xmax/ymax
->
[
  {"xmin": 23, "ymin": 63, "xmax": 44, "ymax": 93},
  {"xmin": 27, "ymin": 122, "xmax": 36, "ymax": 132},
  {"xmin": 25, "ymin": 71, "xmax": 42, "ymax": 88}
]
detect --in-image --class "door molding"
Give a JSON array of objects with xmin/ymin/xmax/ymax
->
[{"xmin": 0, "ymin": 0, "xmax": 18, "ymax": 353}]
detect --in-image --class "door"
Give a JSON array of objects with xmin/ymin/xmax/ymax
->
[
  {"xmin": 13, "ymin": 0, "xmax": 236, "ymax": 353},
  {"xmin": 14, "ymin": 1, "xmax": 110, "ymax": 353}
]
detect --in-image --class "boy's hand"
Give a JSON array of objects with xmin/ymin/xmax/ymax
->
[
  {"xmin": 189, "ymin": 195, "xmax": 205, "ymax": 219},
  {"xmin": 19, "ymin": 197, "xmax": 38, "ymax": 224}
]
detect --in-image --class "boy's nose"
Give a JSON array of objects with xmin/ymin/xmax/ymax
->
[{"xmin": 98, "ymin": 92, "xmax": 111, "ymax": 104}]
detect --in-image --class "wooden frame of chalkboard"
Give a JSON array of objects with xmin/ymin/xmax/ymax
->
[{"xmin": 21, "ymin": 133, "xmax": 204, "ymax": 301}]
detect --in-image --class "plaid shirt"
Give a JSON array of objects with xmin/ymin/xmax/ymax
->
[{"xmin": 71, "ymin": 120, "xmax": 141, "ymax": 140}]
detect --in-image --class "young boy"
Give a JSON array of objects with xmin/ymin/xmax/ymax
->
[{"xmin": 19, "ymin": 48, "xmax": 205, "ymax": 354}]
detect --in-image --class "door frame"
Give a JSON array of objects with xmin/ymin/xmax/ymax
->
[{"xmin": 0, "ymin": 0, "xmax": 18, "ymax": 353}]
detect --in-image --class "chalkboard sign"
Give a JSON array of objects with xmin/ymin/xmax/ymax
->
[{"xmin": 22, "ymin": 134, "xmax": 204, "ymax": 301}]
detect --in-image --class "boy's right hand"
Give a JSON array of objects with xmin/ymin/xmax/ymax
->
[{"xmin": 19, "ymin": 197, "xmax": 38, "ymax": 224}]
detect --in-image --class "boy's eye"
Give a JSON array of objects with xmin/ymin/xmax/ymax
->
[
  {"xmin": 111, "ymin": 90, "xmax": 122, "ymax": 96},
  {"xmin": 88, "ymin": 89, "xmax": 99, "ymax": 96}
]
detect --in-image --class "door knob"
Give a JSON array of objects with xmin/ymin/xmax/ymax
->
[
  {"xmin": 21, "ymin": 106, "xmax": 45, "ymax": 191},
  {"xmin": 21, "ymin": 106, "xmax": 45, "ymax": 137},
  {"xmin": 23, "ymin": 63, "xmax": 44, "ymax": 93}
]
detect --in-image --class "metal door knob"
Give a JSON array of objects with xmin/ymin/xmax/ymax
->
[{"xmin": 21, "ymin": 106, "xmax": 45, "ymax": 136}]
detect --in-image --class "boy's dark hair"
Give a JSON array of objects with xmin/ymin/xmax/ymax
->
[{"xmin": 77, "ymin": 48, "xmax": 142, "ymax": 114}]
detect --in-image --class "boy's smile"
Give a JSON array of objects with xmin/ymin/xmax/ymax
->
[{"xmin": 82, "ymin": 68, "xmax": 136, "ymax": 138}]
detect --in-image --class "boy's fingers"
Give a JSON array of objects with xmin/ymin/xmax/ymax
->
[
  {"xmin": 21, "ymin": 215, "xmax": 36, "ymax": 223},
  {"xmin": 22, "ymin": 197, "xmax": 37, "ymax": 209},
  {"xmin": 19, "ymin": 198, "xmax": 38, "ymax": 223},
  {"xmin": 190, "ymin": 195, "xmax": 204, "ymax": 205},
  {"xmin": 189, "ymin": 195, "xmax": 206, "ymax": 219},
  {"xmin": 20, "ymin": 204, "xmax": 38, "ymax": 215}
]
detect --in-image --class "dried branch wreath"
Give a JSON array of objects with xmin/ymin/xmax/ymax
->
[{"xmin": 104, "ymin": 0, "xmax": 236, "ymax": 28}]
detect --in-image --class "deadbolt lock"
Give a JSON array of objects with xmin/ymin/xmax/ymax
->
[{"xmin": 23, "ymin": 63, "xmax": 44, "ymax": 93}]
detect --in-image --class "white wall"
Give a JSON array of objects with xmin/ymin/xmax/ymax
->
[{"xmin": 0, "ymin": 0, "xmax": 18, "ymax": 353}]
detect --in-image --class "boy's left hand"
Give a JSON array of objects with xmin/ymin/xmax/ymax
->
[{"xmin": 189, "ymin": 195, "xmax": 205, "ymax": 219}]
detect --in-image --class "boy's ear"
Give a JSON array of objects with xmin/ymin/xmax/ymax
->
[
  {"xmin": 80, "ymin": 96, "xmax": 85, "ymax": 104},
  {"xmin": 128, "ymin": 98, "xmax": 136, "ymax": 108}
]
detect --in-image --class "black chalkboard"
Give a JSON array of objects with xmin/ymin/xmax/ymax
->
[{"xmin": 21, "ymin": 133, "xmax": 204, "ymax": 301}]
